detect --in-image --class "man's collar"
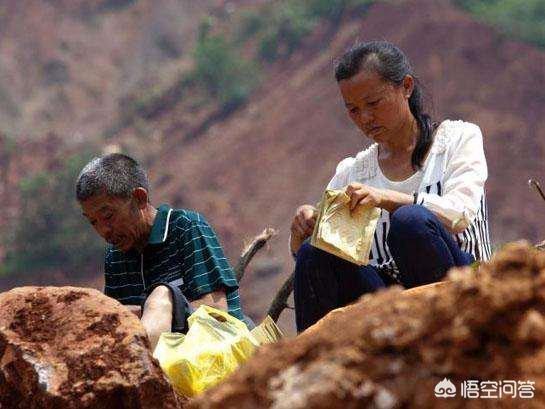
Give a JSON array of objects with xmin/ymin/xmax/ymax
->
[{"xmin": 148, "ymin": 204, "xmax": 173, "ymax": 245}]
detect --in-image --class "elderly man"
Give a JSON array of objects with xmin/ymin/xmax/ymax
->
[{"xmin": 76, "ymin": 153, "xmax": 245, "ymax": 349}]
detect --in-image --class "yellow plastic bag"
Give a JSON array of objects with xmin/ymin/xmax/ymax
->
[
  {"xmin": 153, "ymin": 305, "xmax": 259, "ymax": 397},
  {"xmin": 311, "ymin": 189, "xmax": 381, "ymax": 265}
]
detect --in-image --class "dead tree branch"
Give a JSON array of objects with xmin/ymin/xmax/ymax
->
[
  {"xmin": 234, "ymin": 227, "xmax": 295, "ymax": 323},
  {"xmin": 267, "ymin": 273, "xmax": 294, "ymax": 323},
  {"xmin": 235, "ymin": 228, "xmax": 277, "ymax": 282},
  {"xmin": 528, "ymin": 179, "xmax": 545, "ymax": 203}
]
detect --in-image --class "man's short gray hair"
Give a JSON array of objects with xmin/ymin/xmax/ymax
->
[{"xmin": 76, "ymin": 153, "xmax": 150, "ymax": 202}]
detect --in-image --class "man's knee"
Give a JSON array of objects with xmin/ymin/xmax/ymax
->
[
  {"xmin": 141, "ymin": 285, "xmax": 173, "ymax": 350},
  {"xmin": 143, "ymin": 285, "xmax": 173, "ymax": 314}
]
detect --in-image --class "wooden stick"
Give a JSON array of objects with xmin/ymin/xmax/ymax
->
[
  {"xmin": 235, "ymin": 228, "xmax": 277, "ymax": 282},
  {"xmin": 233, "ymin": 227, "xmax": 295, "ymax": 323},
  {"xmin": 528, "ymin": 179, "xmax": 545, "ymax": 203},
  {"xmin": 267, "ymin": 272, "xmax": 294, "ymax": 323}
]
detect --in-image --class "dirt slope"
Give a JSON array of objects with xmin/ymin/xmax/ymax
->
[{"xmin": 0, "ymin": 0, "xmax": 250, "ymax": 138}]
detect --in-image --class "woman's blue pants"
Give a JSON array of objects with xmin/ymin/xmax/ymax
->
[{"xmin": 294, "ymin": 205, "xmax": 474, "ymax": 332}]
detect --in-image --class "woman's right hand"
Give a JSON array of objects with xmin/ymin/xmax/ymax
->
[{"xmin": 290, "ymin": 204, "xmax": 317, "ymax": 254}]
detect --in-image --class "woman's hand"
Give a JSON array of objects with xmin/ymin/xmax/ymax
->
[
  {"xmin": 345, "ymin": 183, "xmax": 414, "ymax": 213},
  {"xmin": 345, "ymin": 183, "xmax": 385, "ymax": 210},
  {"xmin": 290, "ymin": 204, "xmax": 317, "ymax": 255}
]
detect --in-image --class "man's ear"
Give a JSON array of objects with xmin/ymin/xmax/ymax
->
[
  {"xmin": 132, "ymin": 187, "xmax": 149, "ymax": 209},
  {"xmin": 403, "ymin": 74, "xmax": 414, "ymax": 99}
]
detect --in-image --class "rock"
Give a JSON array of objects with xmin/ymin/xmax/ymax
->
[
  {"xmin": 190, "ymin": 241, "xmax": 545, "ymax": 408},
  {"xmin": 0, "ymin": 286, "xmax": 180, "ymax": 409}
]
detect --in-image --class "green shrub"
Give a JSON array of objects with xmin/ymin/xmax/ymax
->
[
  {"xmin": 456, "ymin": 0, "xmax": 545, "ymax": 47},
  {"xmin": 256, "ymin": 0, "xmax": 374, "ymax": 62},
  {"xmin": 2, "ymin": 154, "xmax": 103, "ymax": 277},
  {"xmin": 305, "ymin": 0, "xmax": 347, "ymax": 20},
  {"xmin": 258, "ymin": 29, "xmax": 282, "ymax": 62},
  {"xmin": 258, "ymin": 2, "xmax": 317, "ymax": 62},
  {"xmin": 236, "ymin": 10, "xmax": 267, "ymax": 42},
  {"xmin": 346, "ymin": 0, "xmax": 374, "ymax": 12},
  {"xmin": 192, "ymin": 32, "xmax": 259, "ymax": 109}
]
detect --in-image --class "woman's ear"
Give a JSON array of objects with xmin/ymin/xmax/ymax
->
[
  {"xmin": 403, "ymin": 75, "xmax": 415, "ymax": 99},
  {"xmin": 132, "ymin": 187, "xmax": 149, "ymax": 208}
]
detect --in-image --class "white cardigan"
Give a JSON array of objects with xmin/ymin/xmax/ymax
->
[{"xmin": 327, "ymin": 119, "xmax": 491, "ymax": 281}]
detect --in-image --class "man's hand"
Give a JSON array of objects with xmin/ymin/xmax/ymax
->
[
  {"xmin": 190, "ymin": 290, "xmax": 227, "ymax": 312},
  {"xmin": 125, "ymin": 304, "xmax": 142, "ymax": 318},
  {"xmin": 290, "ymin": 204, "xmax": 317, "ymax": 254}
]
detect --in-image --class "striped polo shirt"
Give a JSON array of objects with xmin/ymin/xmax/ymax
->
[{"xmin": 104, "ymin": 204, "xmax": 243, "ymax": 319}]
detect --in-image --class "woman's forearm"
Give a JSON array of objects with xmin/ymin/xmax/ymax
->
[
  {"xmin": 382, "ymin": 190, "xmax": 468, "ymax": 234},
  {"xmin": 379, "ymin": 189, "xmax": 414, "ymax": 213}
]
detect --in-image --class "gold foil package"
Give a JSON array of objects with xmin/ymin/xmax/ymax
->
[{"xmin": 311, "ymin": 189, "xmax": 381, "ymax": 265}]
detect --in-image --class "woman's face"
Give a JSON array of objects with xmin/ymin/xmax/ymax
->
[{"xmin": 338, "ymin": 69, "xmax": 414, "ymax": 144}]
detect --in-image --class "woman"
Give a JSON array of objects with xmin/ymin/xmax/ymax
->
[{"xmin": 291, "ymin": 41, "xmax": 491, "ymax": 332}]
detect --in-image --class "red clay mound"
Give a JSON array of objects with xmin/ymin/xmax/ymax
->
[
  {"xmin": 0, "ymin": 286, "xmax": 180, "ymax": 409},
  {"xmin": 190, "ymin": 242, "xmax": 545, "ymax": 408}
]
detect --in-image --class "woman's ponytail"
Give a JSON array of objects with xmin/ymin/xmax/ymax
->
[{"xmin": 408, "ymin": 84, "xmax": 435, "ymax": 170}]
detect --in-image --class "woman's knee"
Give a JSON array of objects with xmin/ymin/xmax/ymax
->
[
  {"xmin": 388, "ymin": 205, "xmax": 434, "ymax": 244},
  {"xmin": 296, "ymin": 241, "xmax": 315, "ymax": 261},
  {"xmin": 294, "ymin": 241, "xmax": 345, "ymax": 294},
  {"xmin": 390, "ymin": 204, "xmax": 433, "ymax": 227},
  {"xmin": 294, "ymin": 242, "xmax": 324, "ymax": 282}
]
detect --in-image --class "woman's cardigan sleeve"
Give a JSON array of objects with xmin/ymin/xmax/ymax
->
[
  {"xmin": 416, "ymin": 122, "xmax": 488, "ymax": 232},
  {"xmin": 326, "ymin": 157, "xmax": 356, "ymax": 190}
]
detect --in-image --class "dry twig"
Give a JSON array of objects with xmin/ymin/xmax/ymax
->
[
  {"xmin": 235, "ymin": 228, "xmax": 277, "ymax": 282},
  {"xmin": 234, "ymin": 227, "xmax": 296, "ymax": 323},
  {"xmin": 527, "ymin": 180, "xmax": 544, "ymax": 251},
  {"xmin": 267, "ymin": 273, "xmax": 295, "ymax": 323},
  {"xmin": 528, "ymin": 179, "xmax": 545, "ymax": 203}
]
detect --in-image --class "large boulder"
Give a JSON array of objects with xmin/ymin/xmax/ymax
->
[
  {"xmin": 190, "ymin": 242, "xmax": 545, "ymax": 408},
  {"xmin": 0, "ymin": 286, "xmax": 180, "ymax": 409}
]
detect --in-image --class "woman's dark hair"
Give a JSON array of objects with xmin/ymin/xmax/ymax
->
[{"xmin": 334, "ymin": 41, "xmax": 435, "ymax": 170}]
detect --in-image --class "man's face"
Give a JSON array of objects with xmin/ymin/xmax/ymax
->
[{"xmin": 80, "ymin": 192, "xmax": 148, "ymax": 252}]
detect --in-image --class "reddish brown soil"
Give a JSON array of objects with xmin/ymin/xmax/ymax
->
[
  {"xmin": 0, "ymin": 286, "xmax": 180, "ymax": 409},
  {"xmin": 189, "ymin": 242, "xmax": 545, "ymax": 408}
]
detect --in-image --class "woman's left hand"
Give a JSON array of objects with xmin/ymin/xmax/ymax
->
[{"xmin": 345, "ymin": 182, "xmax": 386, "ymax": 211}]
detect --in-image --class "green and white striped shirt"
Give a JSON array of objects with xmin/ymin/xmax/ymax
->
[{"xmin": 104, "ymin": 204, "xmax": 243, "ymax": 319}]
